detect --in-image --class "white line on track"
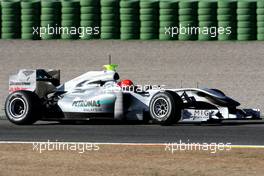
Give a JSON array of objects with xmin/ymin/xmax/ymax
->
[{"xmin": 0, "ymin": 141, "xmax": 264, "ymax": 149}]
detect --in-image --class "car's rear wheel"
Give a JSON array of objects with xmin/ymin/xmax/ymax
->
[
  {"xmin": 149, "ymin": 91, "xmax": 182, "ymax": 125},
  {"xmin": 5, "ymin": 91, "xmax": 41, "ymax": 125}
]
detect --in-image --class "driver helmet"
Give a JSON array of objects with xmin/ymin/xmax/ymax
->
[{"xmin": 118, "ymin": 79, "xmax": 134, "ymax": 87}]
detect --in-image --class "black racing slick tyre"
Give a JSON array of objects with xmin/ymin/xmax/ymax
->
[
  {"xmin": 149, "ymin": 91, "xmax": 182, "ymax": 125},
  {"xmin": 5, "ymin": 91, "xmax": 41, "ymax": 125}
]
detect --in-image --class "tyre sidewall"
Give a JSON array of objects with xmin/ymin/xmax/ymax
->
[
  {"xmin": 149, "ymin": 92, "xmax": 175, "ymax": 125},
  {"xmin": 5, "ymin": 91, "xmax": 38, "ymax": 125}
]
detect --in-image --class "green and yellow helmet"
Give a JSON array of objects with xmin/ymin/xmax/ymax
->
[{"xmin": 103, "ymin": 64, "xmax": 118, "ymax": 71}]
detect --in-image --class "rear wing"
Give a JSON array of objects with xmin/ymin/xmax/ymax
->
[{"xmin": 9, "ymin": 69, "xmax": 60, "ymax": 94}]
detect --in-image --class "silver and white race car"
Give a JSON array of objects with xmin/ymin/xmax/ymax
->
[{"xmin": 5, "ymin": 64, "xmax": 261, "ymax": 125}]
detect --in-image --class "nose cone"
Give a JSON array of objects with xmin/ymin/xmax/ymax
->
[
  {"xmin": 203, "ymin": 88, "xmax": 241, "ymax": 107},
  {"xmin": 224, "ymin": 97, "xmax": 241, "ymax": 107}
]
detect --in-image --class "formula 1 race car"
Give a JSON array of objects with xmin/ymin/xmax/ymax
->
[{"xmin": 5, "ymin": 64, "xmax": 261, "ymax": 125}]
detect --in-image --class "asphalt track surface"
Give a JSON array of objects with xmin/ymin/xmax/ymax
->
[{"xmin": 0, "ymin": 120, "xmax": 264, "ymax": 145}]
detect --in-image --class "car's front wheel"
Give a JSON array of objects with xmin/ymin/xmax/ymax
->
[
  {"xmin": 149, "ymin": 92, "xmax": 182, "ymax": 125},
  {"xmin": 5, "ymin": 91, "xmax": 41, "ymax": 125}
]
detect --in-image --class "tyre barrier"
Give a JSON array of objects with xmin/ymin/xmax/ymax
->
[
  {"xmin": 61, "ymin": 0, "xmax": 80, "ymax": 39},
  {"xmin": 178, "ymin": 0, "xmax": 198, "ymax": 40},
  {"xmin": 0, "ymin": 0, "xmax": 262, "ymax": 41},
  {"xmin": 100, "ymin": 0, "xmax": 120, "ymax": 39},
  {"xmin": 217, "ymin": 0, "xmax": 237, "ymax": 40},
  {"xmin": 120, "ymin": 0, "xmax": 140, "ymax": 40},
  {"xmin": 1, "ymin": 1, "xmax": 21, "ymax": 39},
  {"xmin": 198, "ymin": 1, "xmax": 217, "ymax": 40},
  {"xmin": 40, "ymin": 1, "xmax": 61, "ymax": 39},
  {"xmin": 237, "ymin": 1, "xmax": 257, "ymax": 40},
  {"xmin": 257, "ymin": 0, "xmax": 264, "ymax": 40},
  {"xmin": 21, "ymin": 0, "xmax": 40, "ymax": 40},
  {"xmin": 80, "ymin": 0, "xmax": 100, "ymax": 39},
  {"xmin": 0, "ymin": 3, "xmax": 1, "ymax": 39},
  {"xmin": 139, "ymin": 0, "xmax": 159, "ymax": 40},
  {"xmin": 159, "ymin": 0, "xmax": 178, "ymax": 40}
]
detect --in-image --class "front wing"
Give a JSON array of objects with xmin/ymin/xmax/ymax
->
[{"xmin": 180, "ymin": 108, "xmax": 260, "ymax": 122}]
